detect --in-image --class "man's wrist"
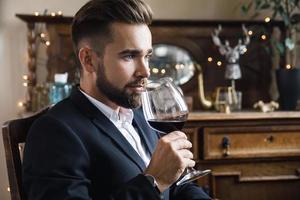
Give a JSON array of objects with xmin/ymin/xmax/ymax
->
[{"xmin": 143, "ymin": 173, "xmax": 161, "ymax": 193}]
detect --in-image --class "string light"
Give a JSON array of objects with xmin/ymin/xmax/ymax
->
[
  {"xmin": 152, "ymin": 68, "xmax": 159, "ymax": 74},
  {"xmin": 23, "ymin": 82, "xmax": 28, "ymax": 87},
  {"xmin": 34, "ymin": 10, "xmax": 64, "ymax": 17},
  {"xmin": 22, "ymin": 75, "xmax": 28, "ymax": 80},
  {"xmin": 40, "ymin": 33, "xmax": 46, "ymax": 38},
  {"xmin": 217, "ymin": 61, "xmax": 222, "ymax": 66},
  {"xmin": 18, "ymin": 102, "xmax": 24, "ymax": 107},
  {"xmin": 261, "ymin": 34, "xmax": 267, "ymax": 40},
  {"xmin": 264, "ymin": 17, "xmax": 271, "ymax": 23},
  {"xmin": 161, "ymin": 69, "xmax": 166, "ymax": 74},
  {"xmin": 7, "ymin": 187, "xmax": 10, "ymax": 192},
  {"xmin": 286, "ymin": 64, "xmax": 292, "ymax": 69},
  {"xmin": 248, "ymin": 30, "xmax": 253, "ymax": 36},
  {"xmin": 45, "ymin": 41, "xmax": 51, "ymax": 46},
  {"xmin": 207, "ymin": 57, "xmax": 213, "ymax": 62}
]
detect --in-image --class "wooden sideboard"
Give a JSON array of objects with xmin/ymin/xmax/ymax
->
[{"xmin": 184, "ymin": 111, "xmax": 300, "ymax": 200}]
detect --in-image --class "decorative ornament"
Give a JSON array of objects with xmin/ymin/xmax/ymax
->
[
  {"xmin": 253, "ymin": 100, "xmax": 279, "ymax": 113},
  {"xmin": 211, "ymin": 24, "xmax": 251, "ymax": 89}
]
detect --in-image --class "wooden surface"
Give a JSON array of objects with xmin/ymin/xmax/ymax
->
[
  {"xmin": 184, "ymin": 112, "xmax": 300, "ymax": 200},
  {"xmin": 188, "ymin": 111, "xmax": 300, "ymax": 121}
]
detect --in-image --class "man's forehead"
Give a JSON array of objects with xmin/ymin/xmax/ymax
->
[
  {"xmin": 110, "ymin": 22, "xmax": 151, "ymax": 38},
  {"xmin": 107, "ymin": 22, "xmax": 152, "ymax": 50}
]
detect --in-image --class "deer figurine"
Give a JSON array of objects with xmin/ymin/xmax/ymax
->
[{"xmin": 211, "ymin": 24, "xmax": 250, "ymax": 89}]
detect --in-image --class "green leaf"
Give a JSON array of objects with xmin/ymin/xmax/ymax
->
[
  {"xmin": 275, "ymin": 42, "xmax": 285, "ymax": 55},
  {"xmin": 296, "ymin": 0, "xmax": 300, "ymax": 9},
  {"xmin": 241, "ymin": 2, "xmax": 254, "ymax": 14},
  {"xmin": 241, "ymin": 5, "xmax": 250, "ymax": 14},
  {"xmin": 295, "ymin": 25, "xmax": 300, "ymax": 32},
  {"xmin": 272, "ymin": 9, "xmax": 278, "ymax": 19},
  {"xmin": 291, "ymin": 13, "xmax": 300, "ymax": 24},
  {"xmin": 241, "ymin": 5, "xmax": 248, "ymax": 13},
  {"xmin": 281, "ymin": 13, "xmax": 291, "ymax": 27},
  {"xmin": 291, "ymin": 0, "xmax": 300, "ymax": 6},
  {"xmin": 260, "ymin": 3, "xmax": 271, "ymax": 9},
  {"xmin": 255, "ymin": 0, "xmax": 262, "ymax": 9}
]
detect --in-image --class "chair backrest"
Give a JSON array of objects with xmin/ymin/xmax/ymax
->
[{"xmin": 2, "ymin": 107, "xmax": 49, "ymax": 200}]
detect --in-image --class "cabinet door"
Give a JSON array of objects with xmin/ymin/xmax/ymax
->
[
  {"xmin": 210, "ymin": 168, "xmax": 300, "ymax": 200},
  {"xmin": 198, "ymin": 125, "xmax": 300, "ymax": 200}
]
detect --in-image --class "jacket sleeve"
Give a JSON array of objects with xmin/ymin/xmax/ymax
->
[
  {"xmin": 170, "ymin": 182, "xmax": 212, "ymax": 200},
  {"xmin": 22, "ymin": 115, "xmax": 162, "ymax": 200},
  {"xmin": 110, "ymin": 174, "xmax": 163, "ymax": 200}
]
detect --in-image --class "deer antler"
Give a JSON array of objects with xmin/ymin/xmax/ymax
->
[
  {"xmin": 242, "ymin": 24, "xmax": 250, "ymax": 46},
  {"xmin": 211, "ymin": 25, "xmax": 231, "ymax": 55},
  {"xmin": 212, "ymin": 24, "xmax": 250, "ymax": 56},
  {"xmin": 235, "ymin": 24, "xmax": 250, "ymax": 55}
]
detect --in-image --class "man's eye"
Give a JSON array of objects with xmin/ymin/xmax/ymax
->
[{"xmin": 123, "ymin": 55, "xmax": 134, "ymax": 60}]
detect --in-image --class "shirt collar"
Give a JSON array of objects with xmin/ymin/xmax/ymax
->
[{"xmin": 79, "ymin": 89, "xmax": 134, "ymax": 124}]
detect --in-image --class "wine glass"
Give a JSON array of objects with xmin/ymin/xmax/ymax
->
[{"xmin": 141, "ymin": 77, "xmax": 211, "ymax": 186}]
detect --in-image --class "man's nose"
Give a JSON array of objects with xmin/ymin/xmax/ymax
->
[{"xmin": 135, "ymin": 60, "xmax": 150, "ymax": 78}]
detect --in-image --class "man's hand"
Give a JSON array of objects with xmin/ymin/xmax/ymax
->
[{"xmin": 144, "ymin": 131, "xmax": 195, "ymax": 192}]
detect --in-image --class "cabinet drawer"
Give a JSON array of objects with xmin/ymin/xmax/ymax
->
[{"xmin": 203, "ymin": 125, "xmax": 300, "ymax": 160}]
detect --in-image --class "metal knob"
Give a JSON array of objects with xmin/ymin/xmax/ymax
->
[
  {"xmin": 264, "ymin": 135, "xmax": 274, "ymax": 143},
  {"xmin": 222, "ymin": 136, "xmax": 230, "ymax": 157}
]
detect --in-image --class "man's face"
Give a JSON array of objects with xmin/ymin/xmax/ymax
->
[{"xmin": 95, "ymin": 22, "xmax": 152, "ymax": 109}]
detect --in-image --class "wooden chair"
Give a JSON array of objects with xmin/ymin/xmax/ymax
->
[{"xmin": 2, "ymin": 107, "xmax": 50, "ymax": 200}]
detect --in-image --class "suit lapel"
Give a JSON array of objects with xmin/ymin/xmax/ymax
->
[
  {"xmin": 133, "ymin": 109, "xmax": 158, "ymax": 155},
  {"xmin": 70, "ymin": 87, "xmax": 146, "ymax": 171},
  {"xmin": 92, "ymin": 116, "xmax": 147, "ymax": 171}
]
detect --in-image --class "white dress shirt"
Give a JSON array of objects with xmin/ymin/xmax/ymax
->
[{"xmin": 80, "ymin": 90, "xmax": 151, "ymax": 166}]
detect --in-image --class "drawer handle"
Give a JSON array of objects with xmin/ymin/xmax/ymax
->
[
  {"xmin": 264, "ymin": 135, "xmax": 274, "ymax": 143},
  {"xmin": 222, "ymin": 136, "xmax": 230, "ymax": 157}
]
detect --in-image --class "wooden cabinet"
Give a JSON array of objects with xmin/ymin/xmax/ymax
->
[{"xmin": 184, "ymin": 112, "xmax": 300, "ymax": 200}]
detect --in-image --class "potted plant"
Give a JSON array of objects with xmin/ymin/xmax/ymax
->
[{"xmin": 242, "ymin": 0, "xmax": 300, "ymax": 110}]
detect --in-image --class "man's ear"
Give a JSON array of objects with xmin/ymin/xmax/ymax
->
[{"xmin": 78, "ymin": 47, "xmax": 97, "ymax": 73}]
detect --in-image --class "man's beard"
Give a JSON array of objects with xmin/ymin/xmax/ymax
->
[{"xmin": 95, "ymin": 62, "xmax": 144, "ymax": 109}]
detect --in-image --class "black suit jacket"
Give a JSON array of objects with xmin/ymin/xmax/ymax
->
[{"xmin": 22, "ymin": 88, "xmax": 211, "ymax": 200}]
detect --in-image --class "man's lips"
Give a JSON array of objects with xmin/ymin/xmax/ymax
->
[
  {"xmin": 127, "ymin": 84, "xmax": 145, "ymax": 92},
  {"xmin": 126, "ymin": 79, "xmax": 147, "ymax": 92}
]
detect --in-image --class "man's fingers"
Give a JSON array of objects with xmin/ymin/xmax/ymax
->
[
  {"xmin": 163, "ymin": 131, "xmax": 187, "ymax": 141},
  {"xmin": 172, "ymin": 138, "xmax": 192, "ymax": 150},
  {"xmin": 178, "ymin": 149, "xmax": 194, "ymax": 159},
  {"xmin": 186, "ymin": 159, "xmax": 196, "ymax": 168}
]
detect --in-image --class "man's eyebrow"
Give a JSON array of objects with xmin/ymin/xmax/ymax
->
[{"xmin": 118, "ymin": 48, "xmax": 153, "ymax": 56}]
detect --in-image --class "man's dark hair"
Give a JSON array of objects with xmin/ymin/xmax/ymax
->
[{"xmin": 71, "ymin": 0, "xmax": 153, "ymax": 57}]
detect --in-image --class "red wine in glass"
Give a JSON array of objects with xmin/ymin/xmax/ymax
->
[
  {"xmin": 147, "ymin": 113, "xmax": 188, "ymax": 133},
  {"xmin": 148, "ymin": 119, "xmax": 185, "ymax": 133}
]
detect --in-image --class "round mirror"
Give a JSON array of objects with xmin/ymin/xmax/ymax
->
[{"xmin": 149, "ymin": 44, "xmax": 195, "ymax": 85}]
